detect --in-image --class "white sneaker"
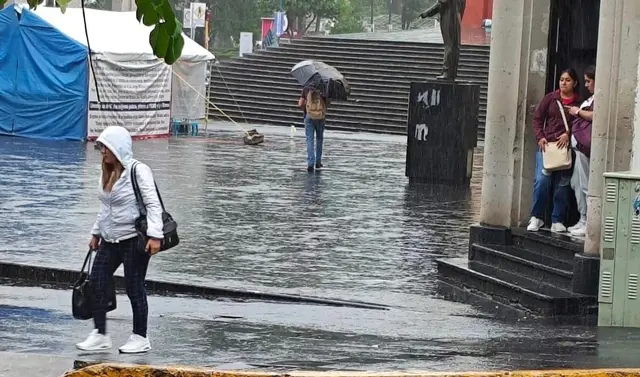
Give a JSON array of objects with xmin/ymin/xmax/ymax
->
[
  {"xmin": 568, "ymin": 218, "xmax": 586, "ymax": 232},
  {"xmin": 551, "ymin": 222, "xmax": 567, "ymax": 233},
  {"xmin": 570, "ymin": 224, "xmax": 587, "ymax": 236},
  {"xmin": 76, "ymin": 329, "xmax": 112, "ymax": 351},
  {"xmin": 527, "ymin": 217, "xmax": 544, "ymax": 231},
  {"xmin": 119, "ymin": 334, "xmax": 151, "ymax": 354}
]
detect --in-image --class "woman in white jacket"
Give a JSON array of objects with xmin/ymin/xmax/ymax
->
[{"xmin": 76, "ymin": 126, "xmax": 163, "ymax": 354}]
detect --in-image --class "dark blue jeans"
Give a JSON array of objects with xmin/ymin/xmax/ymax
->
[
  {"xmin": 530, "ymin": 150, "xmax": 572, "ymax": 223},
  {"xmin": 91, "ymin": 236, "xmax": 150, "ymax": 337},
  {"xmin": 304, "ymin": 116, "xmax": 325, "ymax": 167}
]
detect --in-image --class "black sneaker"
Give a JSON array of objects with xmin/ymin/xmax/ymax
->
[
  {"xmin": 307, "ymin": 166, "xmax": 314, "ymax": 172},
  {"xmin": 315, "ymin": 162, "xmax": 323, "ymax": 169}
]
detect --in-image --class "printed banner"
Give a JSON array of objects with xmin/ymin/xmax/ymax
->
[{"xmin": 88, "ymin": 59, "xmax": 172, "ymax": 139}]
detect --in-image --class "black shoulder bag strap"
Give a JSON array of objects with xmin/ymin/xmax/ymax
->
[{"xmin": 130, "ymin": 161, "xmax": 166, "ymax": 217}]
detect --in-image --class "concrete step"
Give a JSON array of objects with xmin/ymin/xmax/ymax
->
[
  {"xmin": 485, "ymin": 242, "xmax": 575, "ymax": 271},
  {"xmin": 237, "ymin": 53, "xmax": 489, "ymax": 78},
  {"xmin": 208, "ymin": 86, "xmax": 411, "ymax": 108},
  {"xmin": 210, "ymin": 70, "xmax": 489, "ymax": 103},
  {"xmin": 208, "ymin": 92, "xmax": 486, "ymax": 128},
  {"xmin": 208, "ymin": 97, "xmax": 407, "ymax": 123},
  {"xmin": 214, "ymin": 64, "xmax": 490, "ymax": 92},
  {"xmin": 210, "ymin": 75, "xmax": 414, "ymax": 98},
  {"xmin": 511, "ymin": 228, "xmax": 583, "ymax": 262},
  {"xmin": 261, "ymin": 45, "xmax": 491, "ymax": 66},
  {"xmin": 208, "ymin": 108, "xmax": 407, "ymax": 134},
  {"xmin": 208, "ymin": 94, "xmax": 409, "ymax": 118},
  {"xmin": 208, "ymin": 83, "xmax": 488, "ymax": 121},
  {"xmin": 208, "ymin": 84, "xmax": 487, "ymax": 122},
  {"xmin": 299, "ymin": 36, "xmax": 491, "ymax": 54},
  {"xmin": 206, "ymin": 36, "xmax": 489, "ymax": 140},
  {"xmin": 283, "ymin": 46, "xmax": 490, "ymax": 63},
  {"xmin": 469, "ymin": 243, "xmax": 574, "ymax": 292},
  {"xmin": 437, "ymin": 257, "xmax": 595, "ymax": 317}
]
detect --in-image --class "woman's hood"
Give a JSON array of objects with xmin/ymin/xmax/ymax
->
[{"xmin": 96, "ymin": 126, "xmax": 133, "ymax": 166}]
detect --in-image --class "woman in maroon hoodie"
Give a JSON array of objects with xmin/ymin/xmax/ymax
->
[{"xmin": 527, "ymin": 68, "xmax": 581, "ymax": 233}]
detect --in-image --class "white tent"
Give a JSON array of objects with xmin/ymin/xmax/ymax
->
[{"xmin": 30, "ymin": 6, "xmax": 215, "ymax": 139}]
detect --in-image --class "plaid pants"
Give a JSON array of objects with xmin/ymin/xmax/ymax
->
[{"xmin": 91, "ymin": 236, "xmax": 150, "ymax": 337}]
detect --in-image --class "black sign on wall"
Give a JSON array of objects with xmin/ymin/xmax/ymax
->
[{"xmin": 405, "ymin": 81, "xmax": 480, "ymax": 185}]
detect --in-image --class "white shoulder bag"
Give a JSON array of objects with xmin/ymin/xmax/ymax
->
[{"xmin": 542, "ymin": 100, "xmax": 572, "ymax": 171}]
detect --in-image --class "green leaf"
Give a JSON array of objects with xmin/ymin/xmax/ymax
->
[
  {"xmin": 55, "ymin": 0, "xmax": 70, "ymax": 13},
  {"xmin": 160, "ymin": 0, "xmax": 176, "ymax": 31},
  {"xmin": 136, "ymin": 7, "xmax": 144, "ymax": 22},
  {"xmin": 135, "ymin": 0, "xmax": 151, "ymax": 8},
  {"xmin": 166, "ymin": 33, "xmax": 184, "ymax": 64},
  {"xmin": 172, "ymin": 19, "xmax": 183, "ymax": 38},
  {"xmin": 153, "ymin": 24, "xmax": 170, "ymax": 58},
  {"xmin": 164, "ymin": 38, "xmax": 176, "ymax": 65},
  {"xmin": 148, "ymin": 26, "xmax": 159, "ymax": 49},
  {"xmin": 142, "ymin": 5, "xmax": 159, "ymax": 26},
  {"xmin": 135, "ymin": 0, "xmax": 152, "ymax": 22},
  {"xmin": 26, "ymin": 0, "xmax": 39, "ymax": 9}
]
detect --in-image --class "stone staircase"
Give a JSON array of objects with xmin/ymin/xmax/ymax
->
[
  {"xmin": 208, "ymin": 36, "xmax": 490, "ymax": 139},
  {"xmin": 437, "ymin": 226, "xmax": 599, "ymax": 323}
]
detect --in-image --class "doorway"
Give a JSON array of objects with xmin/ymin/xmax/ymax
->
[
  {"xmin": 546, "ymin": 0, "xmax": 600, "ymax": 99},
  {"xmin": 542, "ymin": 0, "xmax": 600, "ymax": 229}
]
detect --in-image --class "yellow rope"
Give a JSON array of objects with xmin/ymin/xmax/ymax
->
[{"xmin": 171, "ymin": 69, "xmax": 250, "ymax": 136}]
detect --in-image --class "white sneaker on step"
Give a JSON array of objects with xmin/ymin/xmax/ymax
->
[
  {"xmin": 119, "ymin": 334, "xmax": 151, "ymax": 354},
  {"xmin": 527, "ymin": 217, "xmax": 544, "ymax": 231},
  {"xmin": 570, "ymin": 224, "xmax": 587, "ymax": 236},
  {"xmin": 568, "ymin": 219, "xmax": 587, "ymax": 232},
  {"xmin": 76, "ymin": 329, "xmax": 112, "ymax": 351},
  {"xmin": 551, "ymin": 222, "xmax": 567, "ymax": 233}
]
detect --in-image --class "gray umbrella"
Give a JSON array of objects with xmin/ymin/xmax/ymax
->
[{"xmin": 290, "ymin": 60, "xmax": 348, "ymax": 88}]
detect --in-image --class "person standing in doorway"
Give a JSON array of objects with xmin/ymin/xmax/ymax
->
[
  {"xmin": 527, "ymin": 68, "xmax": 581, "ymax": 233},
  {"xmin": 76, "ymin": 125, "xmax": 163, "ymax": 354},
  {"xmin": 298, "ymin": 84, "xmax": 328, "ymax": 172},
  {"xmin": 565, "ymin": 65, "xmax": 595, "ymax": 236}
]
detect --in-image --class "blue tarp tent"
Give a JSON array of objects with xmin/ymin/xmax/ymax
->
[{"xmin": 0, "ymin": 6, "xmax": 88, "ymax": 141}]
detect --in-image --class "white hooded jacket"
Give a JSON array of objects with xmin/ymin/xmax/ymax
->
[{"xmin": 91, "ymin": 126, "xmax": 164, "ymax": 242}]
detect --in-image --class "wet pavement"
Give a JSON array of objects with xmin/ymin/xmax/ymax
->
[
  {"xmin": 0, "ymin": 123, "xmax": 482, "ymax": 311},
  {"xmin": 1, "ymin": 123, "xmax": 640, "ymax": 373},
  {"xmin": 3, "ymin": 284, "xmax": 640, "ymax": 374}
]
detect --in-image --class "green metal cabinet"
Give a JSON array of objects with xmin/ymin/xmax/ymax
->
[{"xmin": 599, "ymin": 171, "xmax": 640, "ymax": 327}]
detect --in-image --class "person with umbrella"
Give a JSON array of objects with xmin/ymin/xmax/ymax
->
[
  {"xmin": 298, "ymin": 78, "xmax": 328, "ymax": 172},
  {"xmin": 291, "ymin": 60, "xmax": 350, "ymax": 172}
]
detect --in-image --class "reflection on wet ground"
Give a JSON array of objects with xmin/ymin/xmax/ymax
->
[{"xmin": 1, "ymin": 124, "xmax": 640, "ymax": 371}]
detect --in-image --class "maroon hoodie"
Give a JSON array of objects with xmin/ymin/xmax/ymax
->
[{"xmin": 533, "ymin": 90, "xmax": 580, "ymax": 143}]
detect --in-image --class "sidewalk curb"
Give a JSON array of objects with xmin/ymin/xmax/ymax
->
[
  {"xmin": 62, "ymin": 365, "xmax": 640, "ymax": 377},
  {"xmin": 0, "ymin": 261, "xmax": 389, "ymax": 311}
]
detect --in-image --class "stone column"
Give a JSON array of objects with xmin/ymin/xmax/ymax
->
[
  {"xmin": 479, "ymin": 0, "xmax": 549, "ymax": 228},
  {"xmin": 584, "ymin": 0, "xmax": 640, "ymax": 255}
]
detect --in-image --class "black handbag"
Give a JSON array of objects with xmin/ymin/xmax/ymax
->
[
  {"xmin": 131, "ymin": 162, "xmax": 179, "ymax": 252},
  {"xmin": 72, "ymin": 249, "xmax": 117, "ymax": 320}
]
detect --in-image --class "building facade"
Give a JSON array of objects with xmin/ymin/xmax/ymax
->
[{"xmin": 479, "ymin": 0, "xmax": 640, "ymax": 258}]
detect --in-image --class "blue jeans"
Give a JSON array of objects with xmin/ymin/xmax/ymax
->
[
  {"xmin": 531, "ymin": 150, "xmax": 572, "ymax": 223},
  {"xmin": 304, "ymin": 116, "xmax": 325, "ymax": 167}
]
